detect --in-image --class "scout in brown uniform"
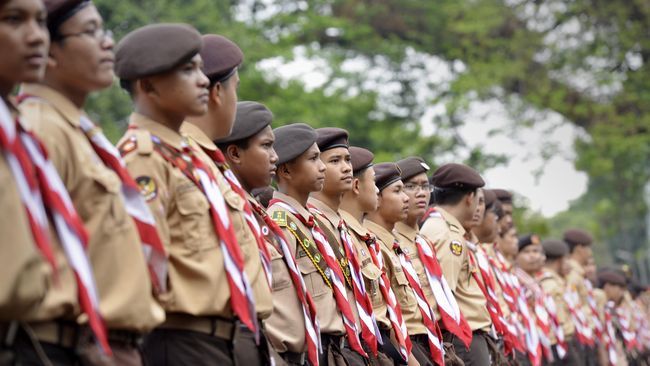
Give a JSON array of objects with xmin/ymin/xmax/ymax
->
[
  {"xmin": 19, "ymin": 1, "xmax": 164, "ymax": 364},
  {"xmin": 538, "ymin": 239, "xmax": 577, "ymax": 365},
  {"xmin": 266, "ymin": 123, "xmax": 349, "ymax": 366},
  {"xmin": 114, "ymin": 24, "xmax": 244, "ymax": 365},
  {"xmin": 181, "ymin": 35, "xmax": 274, "ymax": 365},
  {"xmin": 492, "ymin": 189, "xmax": 513, "ymax": 234},
  {"xmin": 215, "ymin": 101, "xmax": 318, "ymax": 366},
  {"xmin": 364, "ymin": 163, "xmax": 435, "ymax": 366},
  {"xmin": 597, "ymin": 271, "xmax": 629, "ymax": 366},
  {"xmin": 420, "ymin": 163, "xmax": 494, "ymax": 366},
  {"xmin": 339, "ymin": 147, "xmax": 405, "ymax": 366}
]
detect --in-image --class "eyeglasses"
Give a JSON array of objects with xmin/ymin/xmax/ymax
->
[
  {"xmin": 403, "ymin": 183, "xmax": 434, "ymax": 193},
  {"xmin": 58, "ymin": 28, "xmax": 113, "ymax": 42}
]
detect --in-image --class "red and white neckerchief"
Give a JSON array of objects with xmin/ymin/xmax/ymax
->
[
  {"xmin": 0, "ymin": 99, "xmax": 111, "ymax": 355},
  {"xmin": 249, "ymin": 200, "xmax": 321, "ymax": 366},
  {"xmin": 419, "ymin": 207, "xmax": 438, "ymax": 226},
  {"xmin": 616, "ymin": 304, "xmax": 637, "ymax": 350},
  {"xmin": 138, "ymin": 132, "xmax": 259, "ymax": 339},
  {"xmin": 360, "ymin": 233, "xmax": 412, "ymax": 362},
  {"xmin": 202, "ymin": 147, "xmax": 273, "ymax": 289},
  {"xmin": 632, "ymin": 300, "xmax": 650, "ymax": 350},
  {"xmin": 76, "ymin": 116, "xmax": 167, "ymax": 293},
  {"xmin": 308, "ymin": 204, "xmax": 381, "ymax": 355},
  {"xmin": 513, "ymin": 268, "xmax": 543, "ymax": 366},
  {"xmin": 563, "ymin": 287, "xmax": 594, "ymax": 346},
  {"xmin": 541, "ymin": 290, "xmax": 567, "ymax": 360},
  {"xmin": 393, "ymin": 240, "xmax": 445, "ymax": 366},
  {"xmin": 270, "ymin": 198, "xmax": 366, "ymax": 357},
  {"xmin": 583, "ymin": 279, "xmax": 604, "ymax": 340},
  {"xmin": 603, "ymin": 301, "xmax": 619, "ymax": 366},
  {"xmin": 415, "ymin": 234, "xmax": 472, "ymax": 348},
  {"xmin": 533, "ymin": 290, "xmax": 553, "ymax": 362}
]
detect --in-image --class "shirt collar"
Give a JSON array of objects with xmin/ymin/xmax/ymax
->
[
  {"xmin": 340, "ymin": 209, "xmax": 370, "ymax": 237},
  {"xmin": 129, "ymin": 112, "xmax": 184, "ymax": 149},
  {"xmin": 307, "ymin": 197, "xmax": 341, "ymax": 226},
  {"xmin": 180, "ymin": 122, "xmax": 218, "ymax": 151},
  {"xmin": 364, "ymin": 219, "xmax": 397, "ymax": 248},
  {"xmin": 21, "ymin": 84, "xmax": 84, "ymax": 128},
  {"xmin": 435, "ymin": 206, "xmax": 467, "ymax": 237},
  {"xmin": 272, "ymin": 191, "xmax": 313, "ymax": 219},
  {"xmin": 394, "ymin": 221, "xmax": 418, "ymax": 241}
]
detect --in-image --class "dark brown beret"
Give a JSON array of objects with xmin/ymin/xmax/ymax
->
[
  {"xmin": 316, "ymin": 127, "xmax": 349, "ymax": 152},
  {"xmin": 598, "ymin": 270, "xmax": 627, "ymax": 287},
  {"xmin": 541, "ymin": 239, "xmax": 569, "ymax": 259},
  {"xmin": 396, "ymin": 156, "xmax": 430, "ymax": 181},
  {"xmin": 484, "ymin": 189, "xmax": 497, "ymax": 208},
  {"xmin": 518, "ymin": 234, "xmax": 540, "ymax": 252},
  {"xmin": 115, "ymin": 23, "xmax": 202, "ymax": 81},
  {"xmin": 493, "ymin": 189, "xmax": 513, "ymax": 204},
  {"xmin": 200, "ymin": 34, "xmax": 243, "ymax": 82},
  {"xmin": 374, "ymin": 163, "xmax": 402, "ymax": 192},
  {"xmin": 349, "ymin": 146, "xmax": 374, "ymax": 174},
  {"xmin": 430, "ymin": 163, "xmax": 484, "ymax": 190},
  {"xmin": 44, "ymin": 0, "xmax": 90, "ymax": 35},
  {"xmin": 563, "ymin": 228, "xmax": 593, "ymax": 247},
  {"xmin": 214, "ymin": 101, "xmax": 272, "ymax": 145},
  {"xmin": 273, "ymin": 123, "xmax": 317, "ymax": 165}
]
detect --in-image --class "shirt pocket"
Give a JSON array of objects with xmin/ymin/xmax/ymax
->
[
  {"xmin": 392, "ymin": 266, "xmax": 415, "ymax": 309},
  {"xmin": 361, "ymin": 263, "xmax": 382, "ymax": 307},
  {"xmin": 90, "ymin": 168, "xmax": 129, "ymax": 235},
  {"xmin": 297, "ymin": 256, "xmax": 329, "ymax": 299},
  {"xmin": 222, "ymin": 190, "xmax": 254, "ymax": 259},
  {"xmin": 176, "ymin": 187, "xmax": 213, "ymax": 251},
  {"xmin": 269, "ymin": 245, "xmax": 291, "ymax": 291}
]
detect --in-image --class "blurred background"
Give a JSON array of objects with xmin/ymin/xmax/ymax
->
[{"xmin": 89, "ymin": 0, "xmax": 649, "ymax": 279}]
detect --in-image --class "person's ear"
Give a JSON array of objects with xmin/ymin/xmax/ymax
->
[
  {"xmin": 209, "ymin": 83, "xmax": 223, "ymax": 107},
  {"xmin": 225, "ymin": 144, "xmax": 242, "ymax": 165},
  {"xmin": 351, "ymin": 178, "xmax": 361, "ymax": 195},
  {"xmin": 277, "ymin": 163, "xmax": 291, "ymax": 182},
  {"xmin": 139, "ymin": 78, "xmax": 157, "ymax": 96}
]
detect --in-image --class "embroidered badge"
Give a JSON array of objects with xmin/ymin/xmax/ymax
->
[
  {"xmin": 136, "ymin": 176, "xmax": 157, "ymax": 201},
  {"xmin": 303, "ymin": 238, "xmax": 311, "ymax": 248},
  {"xmin": 271, "ymin": 211, "xmax": 287, "ymax": 227},
  {"xmin": 450, "ymin": 240, "xmax": 463, "ymax": 256},
  {"xmin": 261, "ymin": 226, "xmax": 269, "ymax": 236},
  {"xmin": 289, "ymin": 222, "xmax": 298, "ymax": 230}
]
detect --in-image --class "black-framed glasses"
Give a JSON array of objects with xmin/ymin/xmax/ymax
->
[
  {"xmin": 57, "ymin": 28, "xmax": 113, "ymax": 42},
  {"xmin": 403, "ymin": 183, "xmax": 434, "ymax": 193}
]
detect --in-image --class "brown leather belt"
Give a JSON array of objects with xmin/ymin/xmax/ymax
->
[
  {"xmin": 160, "ymin": 313, "xmax": 236, "ymax": 341},
  {"xmin": 29, "ymin": 321, "xmax": 85, "ymax": 348}
]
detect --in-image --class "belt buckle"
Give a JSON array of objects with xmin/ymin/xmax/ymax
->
[
  {"xmin": 339, "ymin": 336, "xmax": 345, "ymax": 350},
  {"xmin": 299, "ymin": 352, "xmax": 306, "ymax": 365}
]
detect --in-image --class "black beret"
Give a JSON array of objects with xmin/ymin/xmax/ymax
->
[
  {"xmin": 541, "ymin": 239, "xmax": 569, "ymax": 259},
  {"xmin": 44, "ymin": 0, "xmax": 90, "ymax": 35},
  {"xmin": 374, "ymin": 163, "xmax": 402, "ymax": 192},
  {"xmin": 518, "ymin": 234, "xmax": 540, "ymax": 252},
  {"xmin": 563, "ymin": 229, "xmax": 593, "ymax": 246},
  {"xmin": 430, "ymin": 163, "xmax": 485, "ymax": 190},
  {"xmin": 484, "ymin": 189, "xmax": 497, "ymax": 208},
  {"xmin": 214, "ymin": 101, "xmax": 273, "ymax": 145},
  {"xmin": 397, "ymin": 157, "xmax": 430, "ymax": 181},
  {"xmin": 598, "ymin": 270, "xmax": 627, "ymax": 287},
  {"xmin": 316, "ymin": 127, "xmax": 349, "ymax": 152},
  {"xmin": 349, "ymin": 146, "xmax": 374, "ymax": 174},
  {"xmin": 493, "ymin": 189, "xmax": 513, "ymax": 204},
  {"xmin": 273, "ymin": 123, "xmax": 317, "ymax": 165},
  {"xmin": 200, "ymin": 34, "xmax": 244, "ymax": 82},
  {"xmin": 115, "ymin": 23, "xmax": 202, "ymax": 81}
]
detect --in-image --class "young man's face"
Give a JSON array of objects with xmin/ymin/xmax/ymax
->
[
  {"xmin": 356, "ymin": 167, "xmax": 379, "ymax": 213},
  {"xmin": 499, "ymin": 202, "xmax": 513, "ymax": 232},
  {"xmin": 0, "ymin": 0, "xmax": 49, "ymax": 88},
  {"xmin": 604, "ymin": 283, "xmax": 625, "ymax": 304},
  {"xmin": 231, "ymin": 125, "xmax": 277, "ymax": 191},
  {"xmin": 468, "ymin": 188, "xmax": 485, "ymax": 229},
  {"xmin": 143, "ymin": 54, "xmax": 210, "ymax": 118},
  {"xmin": 403, "ymin": 172, "xmax": 430, "ymax": 222},
  {"xmin": 49, "ymin": 5, "xmax": 115, "ymax": 93},
  {"xmin": 574, "ymin": 244, "xmax": 593, "ymax": 266},
  {"xmin": 475, "ymin": 207, "xmax": 498, "ymax": 243},
  {"xmin": 284, "ymin": 142, "xmax": 326, "ymax": 193},
  {"xmin": 377, "ymin": 180, "xmax": 409, "ymax": 225},
  {"xmin": 516, "ymin": 244, "xmax": 544, "ymax": 274},
  {"xmin": 211, "ymin": 71, "xmax": 239, "ymax": 139},
  {"xmin": 319, "ymin": 147, "xmax": 353, "ymax": 195}
]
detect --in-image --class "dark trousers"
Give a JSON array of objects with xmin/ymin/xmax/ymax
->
[
  {"xmin": 549, "ymin": 338, "xmax": 580, "ymax": 366},
  {"xmin": 9, "ymin": 326, "xmax": 79, "ymax": 366},
  {"xmin": 450, "ymin": 331, "xmax": 491, "ymax": 366},
  {"xmin": 319, "ymin": 334, "xmax": 349, "ymax": 366},
  {"xmin": 143, "ymin": 328, "xmax": 233, "ymax": 366},
  {"xmin": 378, "ymin": 328, "xmax": 407, "ymax": 365},
  {"xmin": 409, "ymin": 334, "xmax": 434, "ymax": 366}
]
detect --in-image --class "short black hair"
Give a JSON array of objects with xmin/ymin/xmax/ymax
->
[
  {"xmin": 353, "ymin": 166, "xmax": 371, "ymax": 178},
  {"xmin": 215, "ymin": 138, "xmax": 250, "ymax": 154},
  {"xmin": 208, "ymin": 68, "xmax": 236, "ymax": 89},
  {"xmin": 432, "ymin": 186, "xmax": 477, "ymax": 206}
]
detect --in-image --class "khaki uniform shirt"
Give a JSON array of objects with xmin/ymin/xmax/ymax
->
[
  {"xmin": 420, "ymin": 207, "xmax": 491, "ymax": 331},
  {"xmin": 364, "ymin": 219, "xmax": 426, "ymax": 335},
  {"xmin": 21, "ymin": 86, "xmax": 163, "ymax": 332},
  {"xmin": 247, "ymin": 192, "xmax": 306, "ymax": 353},
  {"xmin": 181, "ymin": 122, "xmax": 273, "ymax": 320},
  {"xmin": 307, "ymin": 197, "xmax": 360, "ymax": 327},
  {"xmin": 538, "ymin": 268, "xmax": 575, "ymax": 343},
  {"xmin": 340, "ymin": 210, "xmax": 389, "ymax": 329},
  {"xmin": 394, "ymin": 222, "xmax": 440, "ymax": 321},
  {"xmin": 267, "ymin": 192, "xmax": 345, "ymax": 335}
]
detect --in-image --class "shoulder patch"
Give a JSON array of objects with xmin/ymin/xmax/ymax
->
[
  {"xmin": 271, "ymin": 211, "xmax": 287, "ymax": 227},
  {"xmin": 448, "ymin": 223, "xmax": 461, "ymax": 233},
  {"xmin": 450, "ymin": 240, "xmax": 463, "ymax": 256},
  {"xmin": 136, "ymin": 176, "xmax": 157, "ymax": 201},
  {"xmin": 118, "ymin": 137, "xmax": 137, "ymax": 156}
]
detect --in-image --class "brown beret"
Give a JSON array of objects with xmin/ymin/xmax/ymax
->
[
  {"xmin": 396, "ymin": 157, "xmax": 430, "ymax": 181},
  {"xmin": 430, "ymin": 163, "xmax": 484, "ymax": 190},
  {"xmin": 200, "ymin": 34, "xmax": 244, "ymax": 82},
  {"xmin": 563, "ymin": 228, "xmax": 593, "ymax": 247},
  {"xmin": 374, "ymin": 163, "xmax": 402, "ymax": 192},
  {"xmin": 115, "ymin": 23, "xmax": 202, "ymax": 81},
  {"xmin": 273, "ymin": 123, "xmax": 317, "ymax": 165},
  {"xmin": 541, "ymin": 239, "xmax": 569, "ymax": 259},
  {"xmin": 484, "ymin": 189, "xmax": 497, "ymax": 208},
  {"xmin": 214, "ymin": 101, "xmax": 273, "ymax": 145},
  {"xmin": 493, "ymin": 189, "xmax": 513, "ymax": 204},
  {"xmin": 349, "ymin": 146, "xmax": 374, "ymax": 174},
  {"xmin": 598, "ymin": 270, "xmax": 627, "ymax": 287},
  {"xmin": 518, "ymin": 234, "xmax": 540, "ymax": 252},
  {"xmin": 44, "ymin": 0, "xmax": 90, "ymax": 35},
  {"xmin": 316, "ymin": 127, "xmax": 349, "ymax": 152}
]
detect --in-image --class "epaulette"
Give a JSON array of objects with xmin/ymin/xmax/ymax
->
[
  {"xmin": 538, "ymin": 272, "xmax": 555, "ymax": 282},
  {"xmin": 448, "ymin": 222, "xmax": 461, "ymax": 233},
  {"xmin": 134, "ymin": 129, "xmax": 153, "ymax": 155},
  {"xmin": 271, "ymin": 210, "xmax": 287, "ymax": 227}
]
